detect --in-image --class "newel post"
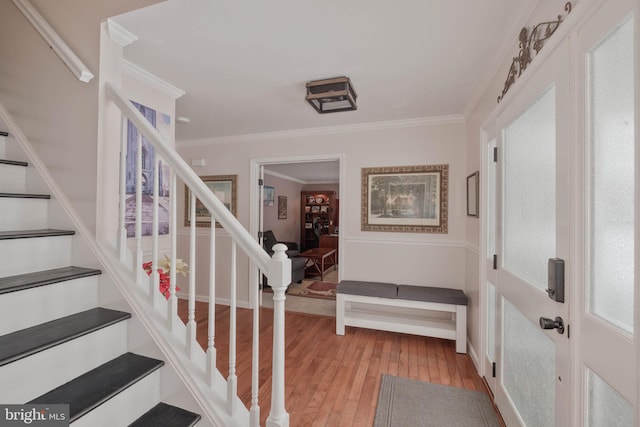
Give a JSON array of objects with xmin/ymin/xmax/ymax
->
[{"xmin": 266, "ymin": 243, "xmax": 291, "ymax": 427}]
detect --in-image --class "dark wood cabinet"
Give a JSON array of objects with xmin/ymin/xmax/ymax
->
[{"xmin": 300, "ymin": 191, "xmax": 336, "ymax": 251}]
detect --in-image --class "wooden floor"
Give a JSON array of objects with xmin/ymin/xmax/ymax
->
[{"xmin": 177, "ymin": 300, "xmax": 499, "ymax": 426}]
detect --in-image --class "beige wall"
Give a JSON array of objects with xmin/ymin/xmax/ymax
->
[
  {"xmin": 0, "ymin": 0, "xmax": 160, "ymax": 233},
  {"xmin": 263, "ymin": 173, "xmax": 303, "ymax": 244},
  {"xmin": 177, "ymin": 118, "xmax": 467, "ymax": 305}
]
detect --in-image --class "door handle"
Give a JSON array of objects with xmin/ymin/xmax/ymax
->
[{"xmin": 539, "ymin": 316, "xmax": 565, "ymax": 334}]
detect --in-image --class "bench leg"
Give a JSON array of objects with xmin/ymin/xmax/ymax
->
[
  {"xmin": 455, "ymin": 305, "xmax": 467, "ymax": 354},
  {"xmin": 336, "ymin": 294, "xmax": 345, "ymax": 335}
]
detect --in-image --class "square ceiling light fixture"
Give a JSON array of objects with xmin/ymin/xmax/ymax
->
[{"xmin": 305, "ymin": 76, "xmax": 357, "ymax": 113}]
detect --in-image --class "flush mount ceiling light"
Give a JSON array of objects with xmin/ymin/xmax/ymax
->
[{"xmin": 305, "ymin": 76, "xmax": 357, "ymax": 114}]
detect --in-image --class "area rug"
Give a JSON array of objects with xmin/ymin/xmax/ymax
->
[
  {"xmin": 286, "ymin": 280, "xmax": 337, "ymax": 300},
  {"xmin": 374, "ymin": 375, "xmax": 500, "ymax": 427}
]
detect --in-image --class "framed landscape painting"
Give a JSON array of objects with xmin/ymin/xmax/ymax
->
[
  {"xmin": 184, "ymin": 175, "xmax": 237, "ymax": 227},
  {"xmin": 361, "ymin": 164, "xmax": 448, "ymax": 233}
]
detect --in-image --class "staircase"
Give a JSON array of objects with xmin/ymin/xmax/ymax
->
[{"xmin": 0, "ymin": 138, "xmax": 203, "ymax": 426}]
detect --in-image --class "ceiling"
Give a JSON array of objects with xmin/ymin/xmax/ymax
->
[{"xmin": 112, "ymin": 0, "xmax": 534, "ymax": 143}]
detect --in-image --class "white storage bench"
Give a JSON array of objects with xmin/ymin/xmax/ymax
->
[{"xmin": 336, "ymin": 280, "xmax": 468, "ymax": 353}]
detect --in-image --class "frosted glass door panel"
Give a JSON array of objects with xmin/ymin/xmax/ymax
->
[
  {"xmin": 503, "ymin": 88, "xmax": 556, "ymax": 289},
  {"xmin": 587, "ymin": 369, "xmax": 633, "ymax": 427},
  {"xmin": 588, "ymin": 17, "xmax": 634, "ymax": 333},
  {"xmin": 503, "ymin": 298, "xmax": 555, "ymax": 427}
]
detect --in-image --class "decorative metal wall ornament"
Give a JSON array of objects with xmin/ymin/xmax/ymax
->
[{"xmin": 497, "ymin": 2, "xmax": 572, "ymax": 103}]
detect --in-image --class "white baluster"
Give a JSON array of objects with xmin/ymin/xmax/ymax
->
[
  {"xmin": 227, "ymin": 240, "xmax": 237, "ymax": 415},
  {"xmin": 135, "ymin": 131, "xmax": 143, "ymax": 286},
  {"xmin": 187, "ymin": 191, "xmax": 198, "ymax": 359},
  {"xmin": 250, "ymin": 263, "xmax": 260, "ymax": 426},
  {"xmin": 207, "ymin": 213, "xmax": 217, "ymax": 387},
  {"xmin": 168, "ymin": 171, "xmax": 179, "ymax": 331},
  {"xmin": 266, "ymin": 244, "xmax": 291, "ymax": 427},
  {"xmin": 118, "ymin": 126, "xmax": 127, "ymax": 262},
  {"xmin": 151, "ymin": 156, "xmax": 160, "ymax": 306}
]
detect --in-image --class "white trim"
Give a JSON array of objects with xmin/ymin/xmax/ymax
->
[
  {"xmin": 178, "ymin": 115, "xmax": 465, "ymax": 147},
  {"xmin": 105, "ymin": 19, "xmax": 137, "ymax": 47},
  {"xmin": 263, "ymin": 168, "xmax": 338, "ymax": 185},
  {"xmin": 466, "ymin": 243, "xmax": 480, "ymax": 254},
  {"xmin": 11, "ymin": 0, "xmax": 94, "ymax": 83},
  {"xmin": 467, "ymin": 340, "xmax": 481, "ymax": 373},
  {"xmin": 122, "ymin": 60, "xmax": 186, "ymax": 100},
  {"xmin": 344, "ymin": 237, "xmax": 467, "ymax": 248}
]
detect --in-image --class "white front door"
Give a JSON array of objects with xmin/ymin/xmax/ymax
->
[
  {"xmin": 575, "ymin": 1, "xmax": 636, "ymax": 424},
  {"xmin": 494, "ymin": 38, "xmax": 571, "ymax": 427}
]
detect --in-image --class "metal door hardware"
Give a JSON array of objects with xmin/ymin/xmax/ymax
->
[{"xmin": 539, "ymin": 316, "xmax": 565, "ymax": 334}]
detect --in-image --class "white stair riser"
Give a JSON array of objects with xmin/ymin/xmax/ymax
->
[
  {"xmin": 0, "ymin": 276, "xmax": 99, "ymax": 335},
  {"xmin": 0, "ymin": 198, "xmax": 48, "ymax": 231},
  {"xmin": 0, "ymin": 164, "xmax": 26, "ymax": 193},
  {"xmin": 0, "ymin": 236, "xmax": 72, "ymax": 277},
  {"xmin": 72, "ymin": 368, "xmax": 161, "ymax": 427},
  {"xmin": 0, "ymin": 321, "xmax": 128, "ymax": 403}
]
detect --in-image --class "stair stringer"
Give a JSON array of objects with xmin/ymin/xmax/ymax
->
[{"xmin": 0, "ymin": 102, "xmax": 250, "ymax": 426}]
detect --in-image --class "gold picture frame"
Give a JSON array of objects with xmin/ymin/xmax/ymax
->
[
  {"xmin": 361, "ymin": 164, "xmax": 448, "ymax": 233},
  {"xmin": 184, "ymin": 175, "xmax": 237, "ymax": 228}
]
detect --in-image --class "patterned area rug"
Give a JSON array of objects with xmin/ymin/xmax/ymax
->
[{"xmin": 286, "ymin": 280, "xmax": 337, "ymax": 300}]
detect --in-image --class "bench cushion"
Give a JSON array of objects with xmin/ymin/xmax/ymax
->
[
  {"xmin": 337, "ymin": 280, "xmax": 398, "ymax": 299},
  {"xmin": 397, "ymin": 285, "xmax": 468, "ymax": 306}
]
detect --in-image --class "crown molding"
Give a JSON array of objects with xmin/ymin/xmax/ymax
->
[
  {"xmin": 122, "ymin": 60, "xmax": 186, "ymax": 100},
  {"xmin": 177, "ymin": 114, "xmax": 465, "ymax": 147},
  {"xmin": 106, "ymin": 19, "xmax": 138, "ymax": 47}
]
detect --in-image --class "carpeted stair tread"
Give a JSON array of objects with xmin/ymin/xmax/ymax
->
[
  {"xmin": 0, "ymin": 307, "xmax": 130, "ymax": 366},
  {"xmin": 129, "ymin": 402, "xmax": 201, "ymax": 427},
  {"xmin": 0, "ymin": 192, "xmax": 50, "ymax": 199},
  {"xmin": 29, "ymin": 353, "xmax": 164, "ymax": 423},
  {"xmin": 0, "ymin": 229, "xmax": 75, "ymax": 240},
  {"xmin": 0, "ymin": 159, "xmax": 28, "ymax": 167},
  {"xmin": 0, "ymin": 266, "xmax": 102, "ymax": 295}
]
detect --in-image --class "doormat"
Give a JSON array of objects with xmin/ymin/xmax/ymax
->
[
  {"xmin": 374, "ymin": 375, "xmax": 500, "ymax": 427},
  {"xmin": 285, "ymin": 280, "xmax": 337, "ymax": 300}
]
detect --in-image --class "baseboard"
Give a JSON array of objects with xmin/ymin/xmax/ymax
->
[{"xmin": 467, "ymin": 339, "xmax": 481, "ymax": 375}]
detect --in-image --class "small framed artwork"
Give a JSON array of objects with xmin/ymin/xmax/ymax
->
[
  {"xmin": 264, "ymin": 186, "xmax": 275, "ymax": 207},
  {"xmin": 185, "ymin": 175, "xmax": 237, "ymax": 227},
  {"xmin": 361, "ymin": 164, "xmax": 448, "ymax": 233},
  {"xmin": 466, "ymin": 171, "xmax": 479, "ymax": 218},
  {"xmin": 320, "ymin": 206, "xmax": 329, "ymax": 213},
  {"xmin": 278, "ymin": 196, "xmax": 287, "ymax": 219},
  {"xmin": 311, "ymin": 205, "xmax": 320, "ymax": 213}
]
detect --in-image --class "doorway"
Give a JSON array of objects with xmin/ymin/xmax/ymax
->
[{"xmin": 249, "ymin": 154, "xmax": 344, "ymax": 314}]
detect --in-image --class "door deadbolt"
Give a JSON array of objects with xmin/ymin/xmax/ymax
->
[{"xmin": 539, "ymin": 316, "xmax": 565, "ymax": 334}]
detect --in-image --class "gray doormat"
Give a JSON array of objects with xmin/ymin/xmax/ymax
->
[{"xmin": 374, "ymin": 375, "xmax": 500, "ymax": 427}]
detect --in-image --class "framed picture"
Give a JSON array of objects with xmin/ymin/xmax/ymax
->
[
  {"xmin": 467, "ymin": 171, "xmax": 479, "ymax": 218},
  {"xmin": 278, "ymin": 196, "xmax": 287, "ymax": 219},
  {"xmin": 184, "ymin": 175, "xmax": 237, "ymax": 227},
  {"xmin": 361, "ymin": 164, "xmax": 448, "ymax": 233},
  {"xmin": 311, "ymin": 205, "xmax": 320, "ymax": 213},
  {"xmin": 264, "ymin": 186, "xmax": 275, "ymax": 207}
]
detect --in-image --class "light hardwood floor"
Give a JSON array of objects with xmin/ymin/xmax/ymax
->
[{"xmin": 177, "ymin": 300, "xmax": 503, "ymax": 426}]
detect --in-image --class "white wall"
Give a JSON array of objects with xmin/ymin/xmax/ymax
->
[{"xmin": 177, "ymin": 118, "xmax": 467, "ymax": 305}]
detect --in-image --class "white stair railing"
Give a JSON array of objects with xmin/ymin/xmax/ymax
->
[{"xmin": 105, "ymin": 81, "xmax": 291, "ymax": 427}]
